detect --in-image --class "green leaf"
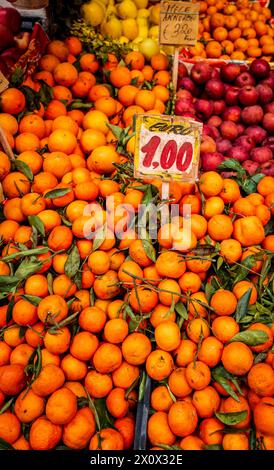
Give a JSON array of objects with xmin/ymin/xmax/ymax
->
[
  {"xmin": 0, "ymin": 397, "xmax": 15, "ymax": 415},
  {"xmin": 92, "ymin": 225, "xmax": 106, "ymax": 252},
  {"xmin": 212, "ymin": 366, "xmax": 240, "ymax": 402},
  {"xmin": 204, "ymin": 444, "xmax": 222, "ymax": 451},
  {"xmin": 215, "ymin": 410, "xmax": 248, "ymax": 426},
  {"xmin": 235, "ymin": 288, "xmax": 252, "ymax": 323},
  {"xmin": 250, "ymin": 424, "xmax": 257, "ymax": 450},
  {"xmin": 55, "ymin": 445, "xmax": 72, "ymax": 451},
  {"xmin": 1, "ymin": 247, "xmax": 48, "ymax": 263},
  {"xmin": 205, "ymin": 281, "xmax": 216, "ymax": 303},
  {"xmin": 44, "ymin": 188, "xmax": 71, "ymax": 199},
  {"xmin": 0, "ymin": 276, "xmax": 19, "ymax": 293},
  {"xmin": 0, "ymin": 437, "xmax": 14, "ymax": 450},
  {"xmin": 141, "ymin": 239, "xmax": 156, "ymax": 263},
  {"xmin": 107, "ymin": 123, "xmax": 123, "ymax": 140},
  {"xmin": 6, "ymin": 297, "xmax": 15, "ymax": 324},
  {"xmin": 65, "ymin": 245, "xmax": 80, "ymax": 279},
  {"xmin": 229, "ymin": 329, "xmax": 269, "ymax": 346},
  {"xmin": 19, "ymin": 326, "xmax": 26, "ymax": 339},
  {"xmin": 39, "ymin": 81, "xmax": 53, "ymax": 105},
  {"xmin": 21, "ymin": 295, "xmax": 41, "ymax": 306},
  {"xmin": 14, "ymin": 258, "xmax": 43, "ymax": 279},
  {"xmin": 47, "ymin": 272, "xmax": 53, "ymax": 295},
  {"xmin": 175, "ymin": 300, "xmax": 188, "ymax": 320},
  {"xmin": 14, "ymin": 160, "xmax": 33, "ymax": 182},
  {"xmin": 216, "ymin": 256, "xmax": 223, "ymax": 271},
  {"xmin": 244, "ymin": 173, "xmax": 265, "ymax": 195},
  {"xmin": 254, "ymin": 352, "xmax": 268, "ymax": 364},
  {"xmin": 90, "ymin": 287, "xmax": 95, "ymax": 306},
  {"xmin": 218, "ymin": 158, "xmax": 246, "ymax": 177},
  {"xmin": 85, "ymin": 388, "xmax": 101, "ymax": 431},
  {"xmin": 28, "ymin": 215, "xmax": 45, "ymax": 237},
  {"xmin": 138, "ymin": 370, "xmax": 147, "ymax": 401}
]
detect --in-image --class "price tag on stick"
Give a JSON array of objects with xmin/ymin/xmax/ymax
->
[
  {"xmin": 0, "ymin": 71, "xmax": 9, "ymax": 94},
  {"xmin": 159, "ymin": 1, "xmax": 200, "ymax": 89},
  {"xmin": 159, "ymin": 1, "xmax": 200, "ymax": 46},
  {"xmin": 134, "ymin": 114, "xmax": 202, "ymax": 184}
]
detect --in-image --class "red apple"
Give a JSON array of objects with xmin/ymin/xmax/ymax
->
[
  {"xmin": 208, "ymin": 126, "xmax": 220, "ymax": 140},
  {"xmin": 235, "ymin": 72, "xmax": 255, "ymax": 88},
  {"xmin": 0, "ymin": 24, "xmax": 14, "ymax": 53},
  {"xmin": 201, "ymin": 152, "xmax": 225, "ymax": 171},
  {"xmin": 264, "ymin": 102, "xmax": 274, "ymax": 114},
  {"xmin": 238, "ymin": 86, "xmax": 258, "ymax": 106},
  {"xmin": 250, "ymin": 59, "xmax": 270, "ymax": 80},
  {"xmin": 242, "ymin": 160, "xmax": 260, "ymax": 175},
  {"xmin": 260, "ymin": 160, "xmax": 274, "ymax": 176},
  {"xmin": 0, "ymin": 7, "xmax": 21, "ymax": 34},
  {"xmin": 262, "ymin": 112, "xmax": 274, "ymax": 132},
  {"xmin": 220, "ymin": 121, "xmax": 238, "ymax": 141},
  {"xmin": 245, "ymin": 125, "xmax": 267, "ymax": 144},
  {"xmin": 14, "ymin": 32, "xmax": 31, "ymax": 51},
  {"xmin": 178, "ymin": 62, "xmax": 188, "ymax": 79},
  {"xmin": 190, "ymin": 62, "xmax": 212, "ymax": 85},
  {"xmin": 225, "ymin": 86, "xmax": 239, "ymax": 106},
  {"xmin": 226, "ymin": 146, "xmax": 249, "ymax": 162},
  {"xmin": 194, "ymin": 99, "xmax": 214, "ymax": 120},
  {"xmin": 205, "ymin": 79, "xmax": 225, "ymax": 100},
  {"xmin": 235, "ymin": 135, "xmax": 255, "ymax": 152},
  {"xmin": 216, "ymin": 138, "xmax": 232, "ymax": 154},
  {"xmin": 241, "ymin": 105, "xmax": 263, "ymax": 125},
  {"xmin": 262, "ymin": 136, "xmax": 274, "ymax": 152},
  {"xmin": 175, "ymin": 99, "xmax": 195, "ymax": 115},
  {"xmin": 177, "ymin": 89, "xmax": 193, "ymax": 102},
  {"xmin": 211, "ymin": 68, "xmax": 220, "ymax": 80},
  {"xmin": 202, "ymin": 125, "xmax": 212, "ymax": 137},
  {"xmin": 179, "ymin": 77, "xmax": 200, "ymax": 97},
  {"xmin": 256, "ymin": 84, "xmax": 273, "ymax": 105},
  {"xmin": 221, "ymin": 63, "xmax": 241, "ymax": 83},
  {"xmin": 260, "ymin": 74, "xmax": 274, "ymax": 89},
  {"xmin": 213, "ymin": 100, "xmax": 226, "ymax": 115},
  {"xmin": 251, "ymin": 147, "xmax": 272, "ymax": 164},
  {"xmin": 222, "ymin": 106, "xmax": 241, "ymax": 123},
  {"xmin": 207, "ymin": 115, "xmax": 222, "ymax": 128},
  {"xmin": 237, "ymin": 123, "xmax": 245, "ymax": 136}
]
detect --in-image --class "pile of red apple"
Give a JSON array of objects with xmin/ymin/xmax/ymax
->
[
  {"xmin": 0, "ymin": 7, "xmax": 31, "ymax": 77},
  {"xmin": 176, "ymin": 59, "xmax": 274, "ymax": 176}
]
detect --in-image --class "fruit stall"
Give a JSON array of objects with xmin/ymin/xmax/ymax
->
[{"xmin": 0, "ymin": 0, "xmax": 273, "ymax": 456}]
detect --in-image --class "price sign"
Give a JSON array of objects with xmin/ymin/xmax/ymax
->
[
  {"xmin": 159, "ymin": 1, "xmax": 200, "ymax": 46},
  {"xmin": 0, "ymin": 71, "xmax": 9, "ymax": 94},
  {"xmin": 134, "ymin": 114, "xmax": 202, "ymax": 183}
]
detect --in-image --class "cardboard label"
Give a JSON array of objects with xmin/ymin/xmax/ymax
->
[
  {"xmin": 134, "ymin": 114, "xmax": 202, "ymax": 182},
  {"xmin": 0, "ymin": 71, "xmax": 9, "ymax": 93},
  {"xmin": 159, "ymin": 1, "xmax": 200, "ymax": 46}
]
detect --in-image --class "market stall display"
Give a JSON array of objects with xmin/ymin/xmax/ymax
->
[{"xmin": 0, "ymin": 0, "xmax": 273, "ymax": 454}]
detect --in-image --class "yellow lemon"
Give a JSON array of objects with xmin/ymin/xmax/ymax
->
[
  {"xmin": 150, "ymin": 4, "xmax": 160, "ymax": 25},
  {"xmin": 133, "ymin": 0, "xmax": 148, "ymax": 8},
  {"xmin": 122, "ymin": 18, "xmax": 139, "ymax": 40},
  {"xmin": 139, "ymin": 38, "xmax": 160, "ymax": 59},
  {"xmin": 117, "ymin": 0, "xmax": 138, "ymax": 19},
  {"xmin": 81, "ymin": 2, "xmax": 105, "ymax": 26},
  {"xmin": 101, "ymin": 16, "xmax": 122, "ymax": 38}
]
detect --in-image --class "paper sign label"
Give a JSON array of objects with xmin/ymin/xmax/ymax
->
[
  {"xmin": 0, "ymin": 72, "xmax": 9, "ymax": 93},
  {"xmin": 160, "ymin": 1, "xmax": 199, "ymax": 46},
  {"xmin": 134, "ymin": 114, "xmax": 202, "ymax": 182}
]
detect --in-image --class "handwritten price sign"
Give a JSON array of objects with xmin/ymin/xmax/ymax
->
[
  {"xmin": 134, "ymin": 114, "xmax": 202, "ymax": 182},
  {"xmin": 0, "ymin": 71, "xmax": 9, "ymax": 94},
  {"xmin": 160, "ymin": 1, "xmax": 200, "ymax": 46}
]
